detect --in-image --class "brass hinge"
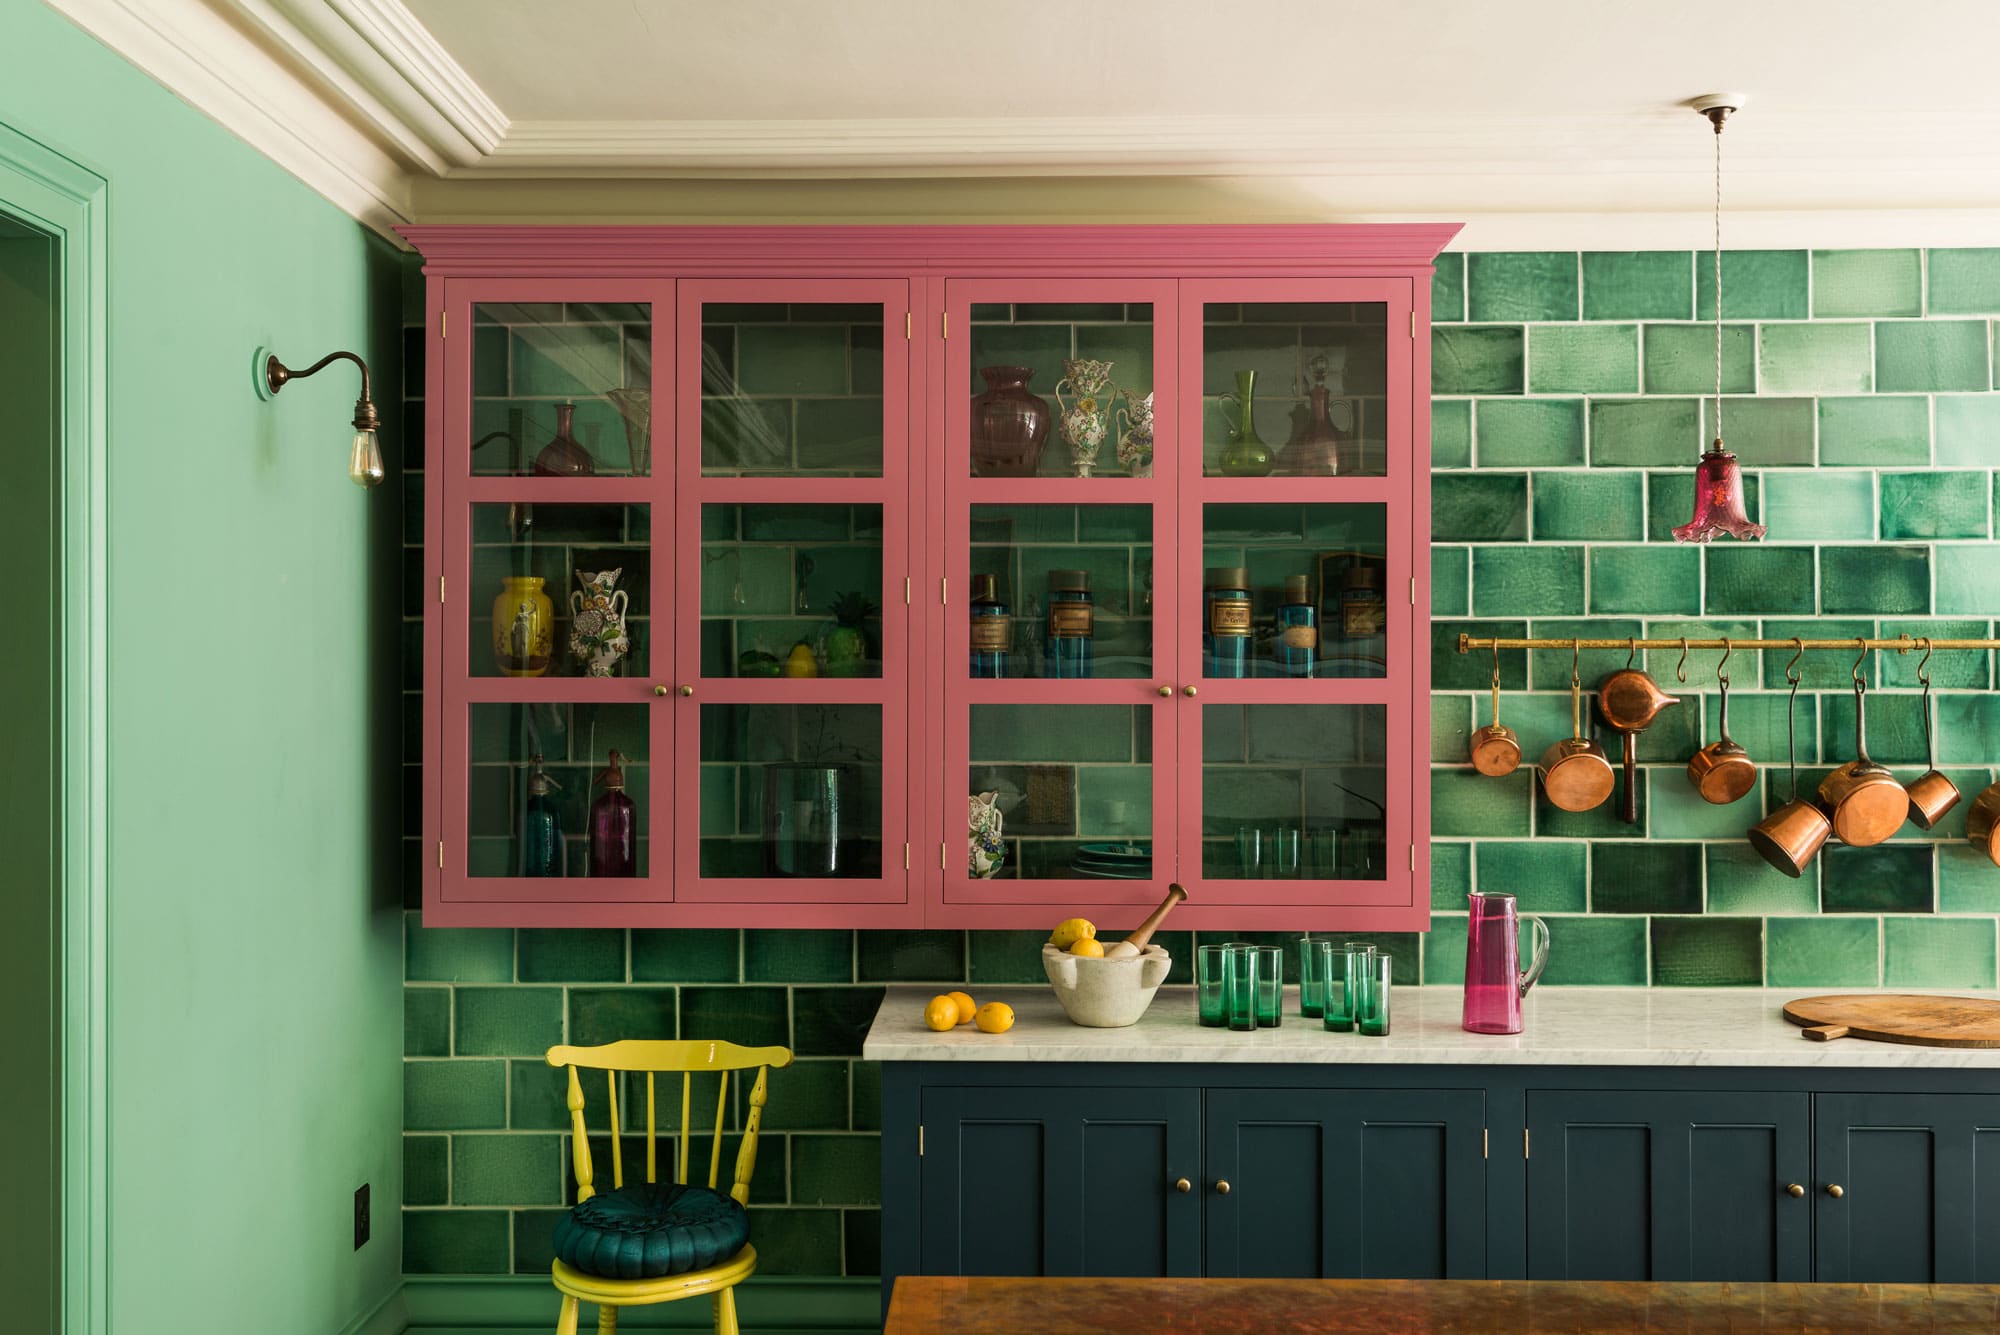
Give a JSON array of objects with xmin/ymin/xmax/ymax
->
[
  {"xmin": 1409, "ymin": 310, "xmax": 1416, "ymax": 338},
  {"xmin": 904, "ymin": 311, "xmax": 911, "ymax": 340},
  {"xmin": 941, "ymin": 312, "xmax": 949, "ymax": 339},
  {"xmin": 1409, "ymin": 845, "xmax": 1417, "ymax": 872},
  {"xmin": 1523, "ymin": 1129, "xmax": 1531, "ymax": 1160},
  {"xmin": 437, "ymin": 841, "xmax": 444, "ymax": 869},
  {"xmin": 939, "ymin": 576, "xmax": 948, "ymax": 604},
  {"xmin": 904, "ymin": 842, "xmax": 911, "ymax": 870},
  {"xmin": 940, "ymin": 842, "xmax": 948, "ymax": 871},
  {"xmin": 438, "ymin": 575, "xmax": 446, "ymax": 604},
  {"xmin": 1409, "ymin": 577, "xmax": 1417, "ymax": 606},
  {"xmin": 919, "ymin": 1125, "xmax": 925, "ymax": 1157},
  {"xmin": 1483, "ymin": 1128, "xmax": 1489, "ymax": 1160},
  {"xmin": 904, "ymin": 576, "xmax": 912, "ymax": 605},
  {"xmin": 441, "ymin": 310, "xmax": 447, "ymax": 340}
]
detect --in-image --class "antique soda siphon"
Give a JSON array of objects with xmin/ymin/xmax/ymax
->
[
  {"xmin": 520, "ymin": 754, "xmax": 564, "ymax": 877},
  {"xmin": 587, "ymin": 749, "xmax": 637, "ymax": 877}
]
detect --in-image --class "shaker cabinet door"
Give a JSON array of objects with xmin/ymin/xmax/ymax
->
[
  {"xmin": 1201, "ymin": 1088, "xmax": 1486, "ymax": 1280},
  {"xmin": 1525, "ymin": 1090, "xmax": 1811, "ymax": 1282},
  {"xmin": 1812, "ymin": 1093, "xmax": 2000, "ymax": 1283},
  {"xmin": 917, "ymin": 1086, "xmax": 1202, "ymax": 1278}
]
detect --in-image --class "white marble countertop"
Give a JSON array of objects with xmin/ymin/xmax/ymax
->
[{"xmin": 862, "ymin": 985, "xmax": 2000, "ymax": 1069}]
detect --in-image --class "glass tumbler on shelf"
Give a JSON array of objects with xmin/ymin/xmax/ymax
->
[
  {"xmin": 1359, "ymin": 952, "xmax": 1394, "ymax": 1037},
  {"xmin": 1324, "ymin": 941, "xmax": 1377, "ymax": 1032},
  {"xmin": 1269, "ymin": 826, "xmax": 1302, "ymax": 879},
  {"xmin": 1299, "ymin": 938, "xmax": 1333, "ymax": 1017},
  {"xmin": 1224, "ymin": 944, "xmax": 1259, "ymax": 1032},
  {"xmin": 1196, "ymin": 944, "xmax": 1229, "ymax": 1027},
  {"xmin": 1254, "ymin": 945, "xmax": 1285, "ymax": 1027},
  {"xmin": 1234, "ymin": 825, "xmax": 1264, "ymax": 879}
]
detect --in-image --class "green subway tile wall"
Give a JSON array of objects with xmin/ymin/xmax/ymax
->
[{"xmin": 403, "ymin": 248, "xmax": 2000, "ymax": 1280}]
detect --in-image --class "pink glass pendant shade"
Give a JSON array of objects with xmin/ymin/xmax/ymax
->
[{"xmin": 1672, "ymin": 442, "xmax": 1766, "ymax": 544}]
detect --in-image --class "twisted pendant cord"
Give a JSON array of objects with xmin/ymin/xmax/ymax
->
[{"xmin": 1713, "ymin": 122, "xmax": 1723, "ymax": 447}]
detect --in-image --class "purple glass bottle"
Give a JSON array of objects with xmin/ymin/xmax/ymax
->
[{"xmin": 588, "ymin": 749, "xmax": 637, "ymax": 877}]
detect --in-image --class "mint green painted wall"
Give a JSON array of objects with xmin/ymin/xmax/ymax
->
[
  {"xmin": 1, "ymin": 3, "xmax": 406, "ymax": 1329},
  {"xmin": 0, "ymin": 215, "xmax": 59, "ymax": 1333}
]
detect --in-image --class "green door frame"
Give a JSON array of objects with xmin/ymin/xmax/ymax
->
[{"xmin": 0, "ymin": 120, "xmax": 108, "ymax": 1335}]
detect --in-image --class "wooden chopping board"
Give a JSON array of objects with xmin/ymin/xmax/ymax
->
[{"xmin": 1783, "ymin": 994, "xmax": 2000, "ymax": 1047}]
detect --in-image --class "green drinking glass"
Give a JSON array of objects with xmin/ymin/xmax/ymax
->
[
  {"xmin": 1299, "ymin": 938, "xmax": 1331, "ymax": 1017},
  {"xmin": 1254, "ymin": 945, "xmax": 1285, "ymax": 1027},
  {"xmin": 1224, "ymin": 944, "xmax": 1259, "ymax": 1032},
  {"xmin": 1196, "ymin": 944, "xmax": 1230, "ymax": 1027},
  {"xmin": 1359, "ymin": 952, "xmax": 1393, "ymax": 1037},
  {"xmin": 1325, "ymin": 941, "xmax": 1376, "ymax": 1033}
]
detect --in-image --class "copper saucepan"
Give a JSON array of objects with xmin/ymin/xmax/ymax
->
[
  {"xmin": 1748, "ymin": 642, "xmax": 1832, "ymax": 878},
  {"xmin": 1817, "ymin": 646, "xmax": 1906, "ymax": 848},
  {"xmin": 1469, "ymin": 642, "xmax": 1521, "ymax": 777},
  {"xmin": 1598, "ymin": 648, "xmax": 1680, "ymax": 825},
  {"xmin": 1538, "ymin": 645, "xmax": 1615, "ymax": 813},
  {"xmin": 1906, "ymin": 637, "xmax": 1962, "ymax": 830},
  {"xmin": 1967, "ymin": 782, "xmax": 2000, "ymax": 867},
  {"xmin": 1687, "ymin": 640, "xmax": 1757, "ymax": 805}
]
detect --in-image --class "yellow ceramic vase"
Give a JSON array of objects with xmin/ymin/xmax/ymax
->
[{"xmin": 492, "ymin": 576, "xmax": 556, "ymax": 677}]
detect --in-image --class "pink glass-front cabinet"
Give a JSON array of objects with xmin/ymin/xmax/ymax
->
[{"xmin": 408, "ymin": 226, "xmax": 1456, "ymax": 929}]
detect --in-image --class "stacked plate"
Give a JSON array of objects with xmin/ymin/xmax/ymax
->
[{"xmin": 1070, "ymin": 842, "xmax": 1153, "ymax": 879}]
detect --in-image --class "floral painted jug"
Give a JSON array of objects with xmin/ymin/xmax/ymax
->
[
  {"xmin": 968, "ymin": 791, "xmax": 1006, "ymax": 878},
  {"xmin": 569, "ymin": 568, "xmax": 632, "ymax": 677},
  {"xmin": 1115, "ymin": 388, "xmax": 1155, "ymax": 477},
  {"xmin": 1053, "ymin": 358, "xmax": 1115, "ymax": 478}
]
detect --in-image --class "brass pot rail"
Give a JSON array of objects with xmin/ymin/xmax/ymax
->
[{"xmin": 1457, "ymin": 634, "xmax": 2000, "ymax": 655}]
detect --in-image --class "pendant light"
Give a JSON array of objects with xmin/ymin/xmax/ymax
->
[{"xmin": 1672, "ymin": 95, "xmax": 1766, "ymax": 544}]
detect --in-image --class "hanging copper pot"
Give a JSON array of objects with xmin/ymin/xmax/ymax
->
[
  {"xmin": 1816, "ymin": 649, "xmax": 1906, "ymax": 848},
  {"xmin": 1966, "ymin": 783, "xmax": 2000, "ymax": 867},
  {"xmin": 1687, "ymin": 642, "xmax": 1757, "ymax": 805},
  {"xmin": 1748, "ymin": 642, "xmax": 1831, "ymax": 878},
  {"xmin": 1905, "ymin": 638, "xmax": 1962, "ymax": 830},
  {"xmin": 1597, "ymin": 651, "xmax": 1680, "ymax": 825},
  {"xmin": 1538, "ymin": 646, "xmax": 1615, "ymax": 813},
  {"xmin": 1469, "ymin": 642, "xmax": 1521, "ymax": 777}
]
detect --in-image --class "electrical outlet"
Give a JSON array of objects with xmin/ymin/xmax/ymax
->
[{"xmin": 354, "ymin": 1183, "xmax": 370, "ymax": 1250}]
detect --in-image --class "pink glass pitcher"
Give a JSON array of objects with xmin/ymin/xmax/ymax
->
[{"xmin": 1462, "ymin": 890, "xmax": 1551, "ymax": 1034}]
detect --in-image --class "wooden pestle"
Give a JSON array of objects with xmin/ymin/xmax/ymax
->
[{"xmin": 1124, "ymin": 883, "xmax": 1189, "ymax": 949}]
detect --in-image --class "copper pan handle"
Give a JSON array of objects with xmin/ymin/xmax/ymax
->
[{"xmin": 1620, "ymin": 730, "xmax": 1639, "ymax": 824}]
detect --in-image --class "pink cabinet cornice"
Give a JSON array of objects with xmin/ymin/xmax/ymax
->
[{"xmin": 406, "ymin": 224, "xmax": 1458, "ymax": 929}]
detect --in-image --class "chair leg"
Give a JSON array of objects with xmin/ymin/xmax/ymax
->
[
  {"xmin": 556, "ymin": 1293, "xmax": 580, "ymax": 1335},
  {"xmin": 596, "ymin": 1304, "xmax": 619, "ymax": 1334},
  {"xmin": 712, "ymin": 1286, "xmax": 739, "ymax": 1335}
]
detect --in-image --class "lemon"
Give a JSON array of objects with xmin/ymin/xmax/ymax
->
[
  {"xmin": 1068, "ymin": 936, "xmax": 1105, "ymax": 958},
  {"xmin": 947, "ymin": 991, "xmax": 977, "ymax": 1025},
  {"xmin": 974, "ymin": 1001, "xmax": 1015, "ymax": 1034},
  {"xmin": 924, "ymin": 995, "xmax": 959, "ymax": 1032},
  {"xmin": 1048, "ymin": 917, "xmax": 1097, "ymax": 949}
]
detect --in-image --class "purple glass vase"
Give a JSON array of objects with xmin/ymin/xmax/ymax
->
[
  {"xmin": 969, "ymin": 365, "xmax": 1051, "ymax": 477},
  {"xmin": 1462, "ymin": 890, "xmax": 1550, "ymax": 1034}
]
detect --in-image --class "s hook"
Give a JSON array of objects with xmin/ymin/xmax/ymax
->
[
  {"xmin": 1918, "ymin": 636, "xmax": 1935, "ymax": 688},
  {"xmin": 1717, "ymin": 637, "xmax": 1733, "ymax": 688},
  {"xmin": 1676, "ymin": 637, "xmax": 1690, "ymax": 685},
  {"xmin": 1852, "ymin": 636, "xmax": 1869, "ymax": 689},
  {"xmin": 1786, "ymin": 637, "xmax": 1805, "ymax": 688}
]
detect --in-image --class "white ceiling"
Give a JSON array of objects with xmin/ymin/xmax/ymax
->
[{"xmin": 45, "ymin": 0, "xmax": 2000, "ymax": 243}]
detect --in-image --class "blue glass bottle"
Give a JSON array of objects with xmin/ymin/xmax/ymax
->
[
  {"xmin": 1274, "ymin": 573, "xmax": 1318, "ymax": 678},
  {"xmin": 969, "ymin": 572, "xmax": 1011, "ymax": 678},
  {"xmin": 1204, "ymin": 566, "xmax": 1252, "ymax": 678},
  {"xmin": 1043, "ymin": 569, "xmax": 1094, "ymax": 679},
  {"xmin": 520, "ymin": 754, "xmax": 565, "ymax": 877}
]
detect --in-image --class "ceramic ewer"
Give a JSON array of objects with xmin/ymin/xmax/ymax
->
[
  {"xmin": 569, "ymin": 568, "xmax": 633, "ymax": 677},
  {"xmin": 1053, "ymin": 358, "xmax": 1114, "ymax": 478}
]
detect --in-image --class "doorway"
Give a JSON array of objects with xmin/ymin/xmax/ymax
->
[{"xmin": 0, "ymin": 208, "xmax": 59, "ymax": 1329}]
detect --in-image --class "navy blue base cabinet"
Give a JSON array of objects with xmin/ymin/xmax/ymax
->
[{"xmin": 881, "ymin": 1063, "xmax": 2000, "ymax": 1308}]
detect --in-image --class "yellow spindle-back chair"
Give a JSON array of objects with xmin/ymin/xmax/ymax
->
[{"xmin": 545, "ymin": 1039, "xmax": 793, "ymax": 1335}]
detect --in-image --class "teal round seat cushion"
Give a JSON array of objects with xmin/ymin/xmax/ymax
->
[{"xmin": 552, "ymin": 1181, "xmax": 749, "ymax": 1280}]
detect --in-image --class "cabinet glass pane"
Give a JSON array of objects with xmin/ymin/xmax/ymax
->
[
  {"xmin": 701, "ymin": 303, "xmax": 884, "ymax": 477},
  {"xmin": 1201, "ymin": 302, "xmax": 1388, "ymax": 477},
  {"xmin": 1202, "ymin": 503, "xmax": 1386, "ymax": 679},
  {"xmin": 967, "ymin": 302, "xmax": 1154, "ymax": 479},
  {"xmin": 473, "ymin": 503, "xmax": 651, "ymax": 678},
  {"xmin": 1202, "ymin": 704, "xmax": 1386, "ymax": 880},
  {"xmin": 699, "ymin": 704, "xmax": 883, "ymax": 878},
  {"xmin": 968, "ymin": 704, "xmax": 1151, "ymax": 879},
  {"xmin": 468, "ymin": 702, "xmax": 650, "ymax": 877},
  {"xmin": 471, "ymin": 303, "xmax": 652, "ymax": 477},
  {"xmin": 969, "ymin": 504, "xmax": 1152, "ymax": 679},
  {"xmin": 702, "ymin": 503, "xmax": 883, "ymax": 679}
]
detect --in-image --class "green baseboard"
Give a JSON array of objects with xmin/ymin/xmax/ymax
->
[{"xmin": 393, "ymin": 1275, "xmax": 879, "ymax": 1333}]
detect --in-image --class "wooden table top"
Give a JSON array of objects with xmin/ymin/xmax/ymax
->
[{"xmin": 884, "ymin": 1277, "xmax": 2000, "ymax": 1333}]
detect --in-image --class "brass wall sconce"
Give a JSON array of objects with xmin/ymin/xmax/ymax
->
[{"xmin": 254, "ymin": 346, "xmax": 384, "ymax": 487}]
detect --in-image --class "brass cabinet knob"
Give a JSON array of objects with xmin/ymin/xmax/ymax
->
[
  {"xmin": 1214, "ymin": 1180, "xmax": 1231, "ymax": 1195},
  {"xmin": 1158, "ymin": 685, "xmax": 1173, "ymax": 697},
  {"xmin": 1183, "ymin": 685, "xmax": 1199, "ymax": 697},
  {"xmin": 1174, "ymin": 1178, "xmax": 1191, "ymax": 1194},
  {"xmin": 1785, "ymin": 1183, "xmax": 1805, "ymax": 1197},
  {"xmin": 1827, "ymin": 1184, "xmax": 1845, "ymax": 1199},
  {"xmin": 654, "ymin": 685, "xmax": 670, "ymax": 697},
  {"xmin": 679, "ymin": 684, "xmax": 695, "ymax": 697}
]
